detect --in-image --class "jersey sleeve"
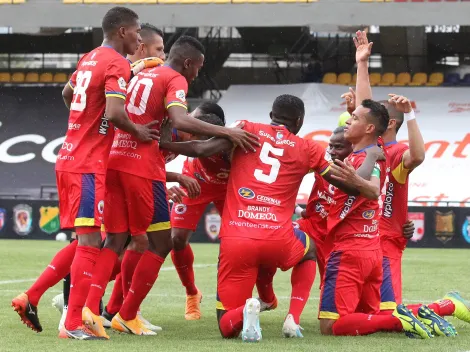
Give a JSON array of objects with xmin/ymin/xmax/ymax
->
[
  {"xmin": 391, "ymin": 147, "xmax": 410, "ymax": 184},
  {"xmin": 104, "ymin": 57, "xmax": 131, "ymax": 100},
  {"xmin": 307, "ymin": 140, "xmax": 331, "ymax": 176},
  {"xmin": 165, "ymin": 75, "xmax": 188, "ymax": 110}
]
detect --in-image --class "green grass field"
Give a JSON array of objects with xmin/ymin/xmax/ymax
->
[{"xmin": 1, "ymin": 240, "xmax": 470, "ymax": 352}]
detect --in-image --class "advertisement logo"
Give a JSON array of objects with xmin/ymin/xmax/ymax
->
[
  {"xmin": 0, "ymin": 208, "xmax": 5, "ymax": 231},
  {"xmin": 13, "ymin": 204, "xmax": 33, "ymax": 236},
  {"xmin": 238, "ymin": 187, "xmax": 255, "ymax": 200},
  {"xmin": 39, "ymin": 206, "xmax": 60, "ymax": 234},
  {"xmin": 435, "ymin": 211, "xmax": 455, "ymax": 244},
  {"xmin": 204, "ymin": 206, "xmax": 221, "ymax": 241},
  {"xmin": 362, "ymin": 210, "xmax": 375, "ymax": 220},
  {"xmin": 462, "ymin": 216, "xmax": 470, "ymax": 244},
  {"xmin": 408, "ymin": 212, "xmax": 425, "ymax": 242},
  {"xmin": 174, "ymin": 204, "xmax": 187, "ymax": 215}
]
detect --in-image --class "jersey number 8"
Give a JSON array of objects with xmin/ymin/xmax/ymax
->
[
  {"xmin": 70, "ymin": 71, "xmax": 92, "ymax": 112},
  {"xmin": 254, "ymin": 142, "xmax": 284, "ymax": 184}
]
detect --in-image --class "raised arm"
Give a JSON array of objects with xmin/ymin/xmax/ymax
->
[
  {"xmin": 354, "ymin": 30, "xmax": 373, "ymax": 106},
  {"xmin": 388, "ymin": 94, "xmax": 425, "ymax": 170}
]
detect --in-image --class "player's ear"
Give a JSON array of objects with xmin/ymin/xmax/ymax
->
[
  {"xmin": 269, "ymin": 111, "xmax": 273, "ymax": 119},
  {"xmin": 365, "ymin": 123, "xmax": 375, "ymax": 135},
  {"xmin": 118, "ymin": 26, "xmax": 126, "ymax": 39},
  {"xmin": 183, "ymin": 58, "xmax": 191, "ymax": 69}
]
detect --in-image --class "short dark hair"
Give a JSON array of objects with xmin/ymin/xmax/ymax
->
[
  {"xmin": 197, "ymin": 102, "xmax": 225, "ymax": 125},
  {"xmin": 195, "ymin": 113, "xmax": 225, "ymax": 127},
  {"xmin": 169, "ymin": 35, "xmax": 205, "ymax": 59},
  {"xmin": 333, "ymin": 126, "xmax": 346, "ymax": 134},
  {"xmin": 102, "ymin": 6, "xmax": 139, "ymax": 35},
  {"xmin": 378, "ymin": 100, "xmax": 405, "ymax": 132},
  {"xmin": 362, "ymin": 99, "xmax": 390, "ymax": 136},
  {"xmin": 272, "ymin": 94, "xmax": 305, "ymax": 121},
  {"xmin": 140, "ymin": 23, "xmax": 164, "ymax": 41}
]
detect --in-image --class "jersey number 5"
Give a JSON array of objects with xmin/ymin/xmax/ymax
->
[
  {"xmin": 254, "ymin": 142, "xmax": 284, "ymax": 184},
  {"xmin": 70, "ymin": 71, "xmax": 92, "ymax": 112}
]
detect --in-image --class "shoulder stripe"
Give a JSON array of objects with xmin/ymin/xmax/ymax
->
[
  {"xmin": 68, "ymin": 80, "xmax": 75, "ymax": 90},
  {"xmin": 106, "ymin": 92, "xmax": 126, "ymax": 100},
  {"xmin": 166, "ymin": 102, "xmax": 187, "ymax": 110},
  {"xmin": 319, "ymin": 165, "xmax": 331, "ymax": 176}
]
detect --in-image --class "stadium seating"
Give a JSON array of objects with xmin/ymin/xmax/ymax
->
[
  {"xmin": 11, "ymin": 72, "xmax": 25, "ymax": 83},
  {"xmin": 0, "ymin": 72, "xmax": 11, "ymax": 82},
  {"xmin": 321, "ymin": 71, "xmax": 450, "ymax": 86},
  {"xmin": 369, "ymin": 72, "xmax": 381, "ymax": 86},
  {"xmin": 25, "ymin": 72, "xmax": 39, "ymax": 83},
  {"xmin": 377, "ymin": 72, "xmax": 396, "ymax": 86},
  {"xmin": 64, "ymin": 0, "xmax": 316, "ymax": 2},
  {"xmin": 337, "ymin": 73, "xmax": 352, "ymax": 85},
  {"xmin": 0, "ymin": 0, "xmax": 25, "ymax": 3},
  {"xmin": 426, "ymin": 72, "xmax": 444, "ymax": 86},
  {"xmin": 408, "ymin": 72, "xmax": 427, "ymax": 86},
  {"xmin": 460, "ymin": 73, "xmax": 470, "ymax": 86},
  {"xmin": 39, "ymin": 73, "xmax": 53, "ymax": 83},
  {"xmin": 322, "ymin": 72, "xmax": 337, "ymax": 84},
  {"xmin": 53, "ymin": 73, "xmax": 68, "ymax": 83},
  {"xmin": 443, "ymin": 73, "xmax": 460, "ymax": 86},
  {"xmin": 393, "ymin": 72, "xmax": 411, "ymax": 86}
]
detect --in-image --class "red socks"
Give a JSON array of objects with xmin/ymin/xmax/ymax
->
[
  {"xmin": 256, "ymin": 266, "xmax": 277, "ymax": 304},
  {"xmin": 85, "ymin": 248, "xmax": 118, "ymax": 315},
  {"xmin": 407, "ymin": 300, "xmax": 455, "ymax": 317},
  {"xmin": 332, "ymin": 313, "xmax": 403, "ymax": 336},
  {"xmin": 106, "ymin": 273, "xmax": 124, "ymax": 315},
  {"xmin": 119, "ymin": 251, "xmax": 164, "ymax": 321},
  {"xmin": 121, "ymin": 250, "xmax": 143, "ymax": 299},
  {"xmin": 288, "ymin": 260, "xmax": 316, "ymax": 324},
  {"xmin": 26, "ymin": 240, "xmax": 78, "ymax": 306},
  {"xmin": 219, "ymin": 306, "xmax": 244, "ymax": 338},
  {"xmin": 65, "ymin": 245, "xmax": 100, "ymax": 331},
  {"xmin": 171, "ymin": 245, "xmax": 197, "ymax": 296}
]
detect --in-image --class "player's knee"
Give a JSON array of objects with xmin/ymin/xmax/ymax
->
[
  {"xmin": 127, "ymin": 235, "xmax": 149, "ymax": 253},
  {"xmin": 171, "ymin": 229, "xmax": 191, "ymax": 251},
  {"xmin": 148, "ymin": 229, "xmax": 172, "ymax": 257},
  {"xmin": 319, "ymin": 319, "xmax": 335, "ymax": 335},
  {"xmin": 104, "ymin": 233, "xmax": 131, "ymax": 255},
  {"xmin": 77, "ymin": 232, "xmax": 102, "ymax": 248}
]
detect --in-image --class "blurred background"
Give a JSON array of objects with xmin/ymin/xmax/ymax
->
[{"xmin": 0, "ymin": 0, "xmax": 469, "ymax": 247}]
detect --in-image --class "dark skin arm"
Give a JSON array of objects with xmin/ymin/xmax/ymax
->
[
  {"xmin": 168, "ymin": 106, "xmax": 258, "ymax": 152},
  {"xmin": 62, "ymin": 83, "xmax": 73, "ymax": 110},
  {"xmin": 166, "ymin": 171, "xmax": 201, "ymax": 198}
]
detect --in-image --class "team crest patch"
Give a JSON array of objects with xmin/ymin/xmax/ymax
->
[
  {"xmin": 118, "ymin": 77, "xmax": 127, "ymax": 90},
  {"xmin": 238, "ymin": 187, "xmax": 255, "ymax": 200},
  {"xmin": 461, "ymin": 216, "xmax": 470, "ymax": 244},
  {"xmin": 204, "ymin": 206, "xmax": 221, "ymax": 241},
  {"xmin": 276, "ymin": 131, "xmax": 283, "ymax": 140},
  {"xmin": 0, "ymin": 208, "xmax": 5, "ymax": 231},
  {"xmin": 362, "ymin": 210, "xmax": 375, "ymax": 219},
  {"xmin": 174, "ymin": 204, "xmax": 187, "ymax": 215},
  {"xmin": 13, "ymin": 204, "xmax": 33, "ymax": 236},
  {"xmin": 39, "ymin": 206, "xmax": 60, "ymax": 234},
  {"xmin": 435, "ymin": 211, "xmax": 455, "ymax": 244},
  {"xmin": 408, "ymin": 212, "xmax": 425, "ymax": 242},
  {"xmin": 97, "ymin": 200, "xmax": 104, "ymax": 215},
  {"xmin": 175, "ymin": 90, "xmax": 186, "ymax": 102}
]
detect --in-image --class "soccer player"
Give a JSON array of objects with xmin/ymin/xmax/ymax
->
[
  {"xmin": 317, "ymin": 30, "xmax": 455, "ymax": 339},
  {"xmin": 11, "ymin": 7, "xmax": 159, "ymax": 340},
  {"xmin": 159, "ymin": 94, "xmax": 383, "ymax": 342},
  {"xmin": 81, "ymin": 35, "xmax": 259, "ymax": 339}
]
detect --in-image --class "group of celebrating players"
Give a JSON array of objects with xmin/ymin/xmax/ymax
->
[{"xmin": 10, "ymin": 6, "xmax": 470, "ymax": 342}]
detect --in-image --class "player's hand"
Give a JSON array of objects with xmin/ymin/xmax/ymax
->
[
  {"xmin": 134, "ymin": 120, "xmax": 160, "ymax": 142},
  {"xmin": 329, "ymin": 159, "xmax": 363, "ymax": 187},
  {"xmin": 388, "ymin": 94, "xmax": 412, "ymax": 113},
  {"xmin": 131, "ymin": 57, "xmax": 165, "ymax": 76},
  {"xmin": 177, "ymin": 174, "xmax": 201, "ymax": 198},
  {"xmin": 159, "ymin": 118, "xmax": 172, "ymax": 146},
  {"xmin": 354, "ymin": 30, "xmax": 373, "ymax": 63},
  {"xmin": 167, "ymin": 186, "xmax": 187, "ymax": 204},
  {"xmin": 366, "ymin": 145, "xmax": 386, "ymax": 161},
  {"xmin": 227, "ymin": 128, "xmax": 260, "ymax": 153},
  {"xmin": 402, "ymin": 220, "xmax": 415, "ymax": 240},
  {"xmin": 341, "ymin": 87, "xmax": 356, "ymax": 115}
]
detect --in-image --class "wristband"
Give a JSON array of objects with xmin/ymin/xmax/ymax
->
[
  {"xmin": 295, "ymin": 205, "xmax": 304, "ymax": 217},
  {"xmin": 405, "ymin": 110, "xmax": 416, "ymax": 122}
]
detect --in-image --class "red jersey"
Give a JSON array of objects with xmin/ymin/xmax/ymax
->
[
  {"xmin": 220, "ymin": 121, "xmax": 330, "ymax": 241},
  {"xmin": 304, "ymin": 172, "xmax": 336, "ymax": 237},
  {"xmin": 380, "ymin": 142, "xmax": 411, "ymax": 258},
  {"xmin": 108, "ymin": 66, "xmax": 188, "ymax": 181},
  {"xmin": 56, "ymin": 46, "xmax": 131, "ymax": 174},
  {"xmin": 183, "ymin": 153, "xmax": 231, "ymax": 185},
  {"xmin": 327, "ymin": 147, "xmax": 387, "ymax": 251}
]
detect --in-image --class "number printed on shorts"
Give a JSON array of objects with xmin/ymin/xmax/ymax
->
[
  {"xmin": 254, "ymin": 142, "xmax": 284, "ymax": 184},
  {"xmin": 126, "ymin": 76, "xmax": 154, "ymax": 116},
  {"xmin": 70, "ymin": 71, "xmax": 92, "ymax": 112}
]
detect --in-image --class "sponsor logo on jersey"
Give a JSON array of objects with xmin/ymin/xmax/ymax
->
[
  {"xmin": 256, "ymin": 194, "xmax": 280, "ymax": 206},
  {"xmin": 174, "ymin": 204, "xmax": 187, "ymax": 215},
  {"xmin": 175, "ymin": 90, "xmax": 186, "ymax": 102},
  {"xmin": 39, "ymin": 206, "xmax": 60, "ymax": 234},
  {"xmin": 435, "ymin": 210, "xmax": 455, "ymax": 244},
  {"xmin": 0, "ymin": 208, "xmax": 6, "ymax": 231},
  {"xmin": 383, "ymin": 182, "xmax": 394, "ymax": 218},
  {"xmin": 362, "ymin": 210, "xmax": 375, "ymax": 220},
  {"xmin": 238, "ymin": 187, "xmax": 255, "ymax": 200},
  {"xmin": 194, "ymin": 172, "xmax": 206, "ymax": 183},
  {"xmin": 340, "ymin": 196, "xmax": 356, "ymax": 219},
  {"xmin": 276, "ymin": 131, "xmax": 283, "ymax": 140},
  {"xmin": 99, "ymin": 116, "xmax": 110, "ymax": 135},
  {"xmin": 462, "ymin": 216, "xmax": 470, "ymax": 244},
  {"xmin": 238, "ymin": 209, "xmax": 278, "ymax": 221},
  {"xmin": 61, "ymin": 141, "xmax": 73, "ymax": 152},
  {"xmin": 408, "ymin": 212, "xmax": 425, "ymax": 242},
  {"xmin": 13, "ymin": 204, "xmax": 32, "ymax": 236},
  {"xmin": 363, "ymin": 220, "xmax": 378, "ymax": 233},
  {"xmin": 68, "ymin": 123, "xmax": 81, "ymax": 131},
  {"xmin": 118, "ymin": 77, "xmax": 127, "ymax": 90},
  {"xmin": 97, "ymin": 200, "xmax": 104, "ymax": 215},
  {"xmin": 204, "ymin": 206, "xmax": 221, "ymax": 241}
]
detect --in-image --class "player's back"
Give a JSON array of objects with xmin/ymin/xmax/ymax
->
[
  {"xmin": 56, "ymin": 46, "xmax": 131, "ymax": 175},
  {"xmin": 220, "ymin": 121, "xmax": 330, "ymax": 240},
  {"xmin": 108, "ymin": 65, "xmax": 187, "ymax": 182},
  {"xmin": 380, "ymin": 142, "xmax": 410, "ymax": 254}
]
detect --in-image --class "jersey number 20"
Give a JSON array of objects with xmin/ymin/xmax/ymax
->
[{"xmin": 254, "ymin": 142, "xmax": 284, "ymax": 184}]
